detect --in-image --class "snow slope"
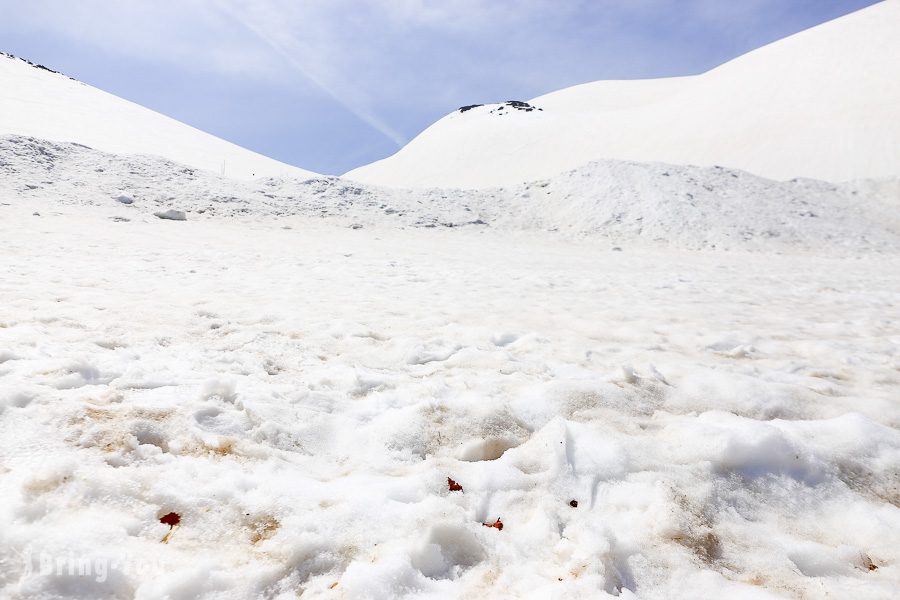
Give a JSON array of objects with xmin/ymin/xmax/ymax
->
[
  {"xmin": 3, "ymin": 135, "xmax": 899, "ymax": 253},
  {"xmin": 0, "ymin": 53, "xmax": 317, "ymax": 180},
  {"xmin": 345, "ymin": 1, "xmax": 900, "ymax": 189}
]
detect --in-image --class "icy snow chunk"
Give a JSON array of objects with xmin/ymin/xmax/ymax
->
[
  {"xmin": 411, "ymin": 523, "xmax": 485, "ymax": 579},
  {"xmin": 0, "ymin": 389, "xmax": 35, "ymax": 409},
  {"xmin": 491, "ymin": 332, "xmax": 519, "ymax": 347},
  {"xmin": 0, "ymin": 349, "xmax": 21, "ymax": 363},
  {"xmin": 351, "ymin": 371, "xmax": 392, "ymax": 397},
  {"xmin": 114, "ymin": 194, "xmax": 133, "ymax": 204},
  {"xmin": 788, "ymin": 543, "xmax": 871, "ymax": 577},
  {"xmin": 154, "ymin": 209, "xmax": 186, "ymax": 221},
  {"xmin": 456, "ymin": 437, "xmax": 521, "ymax": 462},
  {"xmin": 716, "ymin": 422, "xmax": 826, "ymax": 483},
  {"xmin": 406, "ymin": 340, "xmax": 462, "ymax": 365},
  {"xmin": 192, "ymin": 406, "xmax": 248, "ymax": 436},
  {"xmin": 649, "ymin": 364, "xmax": 670, "ymax": 386},
  {"xmin": 621, "ymin": 364, "xmax": 639, "ymax": 384},
  {"xmin": 200, "ymin": 378, "xmax": 237, "ymax": 403},
  {"xmin": 340, "ymin": 555, "xmax": 434, "ymax": 598},
  {"xmin": 708, "ymin": 343, "xmax": 758, "ymax": 358},
  {"xmin": 52, "ymin": 360, "xmax": 114, "ymax": 389},
  {"xmin": 130, "ymin": 420, "xmax": 170, "ymax": 452}
]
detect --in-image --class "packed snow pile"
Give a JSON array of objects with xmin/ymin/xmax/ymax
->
[
  {"xmin": 346, "ymin": 1, "xmax": 900, "ymax": 188},
  {"xmin": 2, "ymin": 135, "xmax": 898, "ymax": 253},
  {"xmin": 1, "ymin": 201, "xmax": 899, "ymax": 599},
  {"xmin": 0, "ymin": 53, "xmax": 316, "ymax": 181}
]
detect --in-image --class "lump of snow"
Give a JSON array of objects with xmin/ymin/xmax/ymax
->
[
  {"xmin": 788, "ymin": 543, "xmax": 871, "ymax": 577},
  {"xmin": 456, "ymin": 437, "xmax": 520, "ymax": 462},
  {"xmin": 154, "ymin": 209, "xmax": 186, "ymax": 221},
  {"xmin": 411, "ymin": 524, "xmax": 485, "ymax": 579},
  {"xmin": 406, "ymin": 340, "xmax": 462, "ymax": 365},
  {"xmin": 491, "ymin": 332, "xmax": 519, "ymax": 347},
  {"xmin": 115, "ymin": 195, "xmax": 134, "ymax": 204},
  {"xmin": 0, "ymin": 349, "xmax": 20, "ymax": 363},
  {"xmin": 200, "ymin": 378, "xmax": 237, "ymax": 403},
  {"xmin": 715, "ymin": 421, "xmax": 826, "ymax": 483}
]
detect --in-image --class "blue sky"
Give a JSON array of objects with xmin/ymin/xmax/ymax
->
[{"xmin": 0, "ymin": 0, "xmax": 880, "ymax": 175}]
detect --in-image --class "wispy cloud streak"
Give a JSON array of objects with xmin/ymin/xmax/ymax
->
[{"xmin": 212, "ymin": 0, "xmax": 407, "ymax": 147}]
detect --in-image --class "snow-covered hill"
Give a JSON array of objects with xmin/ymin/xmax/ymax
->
[
  {"xmin": 0, "ymin": 53, "xmax": 317, "ymax": 181},
  {"xmin": 345, "ymin": 1, "xmax": 900, "ymax": 189},
  {"xmin": 3, "ymin": 135, "xmax": 898, "ymax": 253}
]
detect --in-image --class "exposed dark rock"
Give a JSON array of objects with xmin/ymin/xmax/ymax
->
[
  {"xmin": 504, "ymin": 100, "xmax": 543, "ymax": 112},
  {"xmin": 2, "ymin": 51, "xmax": 75, "ymax": 80}
]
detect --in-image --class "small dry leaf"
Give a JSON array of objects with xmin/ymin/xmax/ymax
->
[
  {"xmin": 159, "ymin": 512, "xmax": 182, "ymax": 543},
  {"xmin": 483, "ymin": 518, "xmax": 503, "ymax": 531},
  {"xmin": 160, "ymin": 512, "xmax": 181, "ymax": 527},
  {"xmin": 569, "ymin": 500, "xmax": 578, "ymax": 508},
  {"xmin": 448, "ymin": 478, "xmax": 463, "ymax": 492},
  {"xmin": 863, "ymin": 553, "xmax": 878, "ymax": 571}
]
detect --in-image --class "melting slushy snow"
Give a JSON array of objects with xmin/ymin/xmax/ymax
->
[{"xmin": 0, "ymin": 139, "xmax": 899, "ymax": 599}]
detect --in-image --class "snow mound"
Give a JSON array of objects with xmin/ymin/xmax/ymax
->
[
  {"xmin": 346, "ymin": 1, "xmax": 900, "ymax": 188},
  {"xmin": 2, "ymin": 135, "xmax": 898, "ymax": 254},
  {"xmin": 0, "ymin": 52, "xmax": 317, "ymax": 181},
  {"xmin": 0, "ymin": 136, "xmax": 900, "ymax": 252}
]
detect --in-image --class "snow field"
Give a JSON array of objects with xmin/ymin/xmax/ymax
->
[{"xmin": 1, "ymin": 205, "xmax": 898, "ymax": 599}]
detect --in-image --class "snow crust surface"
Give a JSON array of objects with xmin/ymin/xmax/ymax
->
[
  {"xmin": 0, "ymin": 54, "xmax": 316, "ymax": 181},
  {"xmin": 1, "ymin": 136, "xmax": 899, "ymax": 599},
  {"xmin": 346, "ymin": 1, "xmax": 900, "ymax": 188}
]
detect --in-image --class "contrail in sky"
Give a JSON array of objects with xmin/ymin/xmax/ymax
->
[{"xmin": 212, "ymin": 0, "xmax": 407, "ymax": 147}]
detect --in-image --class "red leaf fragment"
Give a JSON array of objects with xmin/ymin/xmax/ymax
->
[
  {"xmin": 160, "ymin": 512, "xmax": 181, "ymax": 528},
  {"xmin": 448, "ymin": 478, "xmax": 463, "ymax": 492},
  {"xmin": 483, "ymin": 518, "xmax": 503, "ymax": 531}
]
